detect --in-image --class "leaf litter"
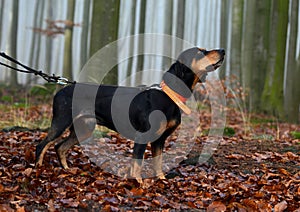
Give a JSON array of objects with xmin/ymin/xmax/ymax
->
[{"xmin": 0, "ymin": 104, "xmax": 299, "ymax": 211}]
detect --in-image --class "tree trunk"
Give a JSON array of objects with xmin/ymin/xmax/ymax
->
[
  {"xmin": 45, "ymin": 0, "xmax": 54, "ymax": 73},
  {"xmin": 250, "ymin": 0, "xmax": 271, "ymax": 112},
  {"xmin": 80, "ymin": 0, "xmax": 91, "ymax": 70},
  {"xmin": 0, "ymin": 0, "xmax": 5, "ymax": 47},
  {"xmin": 136, "ymin": 0, "xmax": 146, "ymax": 84},
  {"xmin": 90, "ymin": 0, "xmax": 120, "ymax": 84},
  {"xmin": 126, "ymin": 0, "xmax": 137, "ymax": 79},
  {"xmin": 219, "ymin": 0, "xmax": 230, "ymax": 79},
  {"xmin": 162, "ymin": 0, "xmax": 173, "ymax": 70},
  {"xmin": 241, "ymin": 0, "xmax": 255, "ymax": 105},
  {"xmin": 9, "ymin": 0, "xmax": 19, "ymax": 87},
  {"xmin": 63, "ymin": 0, "xmax": 75, "ymax": 81},
  {"xmin": 28, "ymin": 0, "xmax": 45, "ymax": 84},
  {"xmin": 229, "ymin": 0, "xmax": 244, "ymax": 82},
  {"xmin": 284, "ymin": 0, "xmax": 299, "ymax": 123},
  {"xmin": 261, "ymin": 0, "xmax": 288, "ymax": 118}
]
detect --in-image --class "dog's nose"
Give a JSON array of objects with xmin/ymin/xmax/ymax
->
[{"xmin": 219, "ymin": 48, "xmax": 225, "ymax": 55}]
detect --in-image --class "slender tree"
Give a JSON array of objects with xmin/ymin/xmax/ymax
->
[
  {"xmin": 79, "ymin": 0, "xmax": 91, "ymax": 70},
  {"xmin": 162, "ymin": 0, "xmax": 173, "ymax": 70},
  {"xmin": 219, "ymin": 0, "xmax": 230, "ymax": 79},
  {"xmin": 284, "ymin": 0, "xmax": 299, "ymax": 123},
  {"xmin": 250, "ymin": 0, "xmax": 271, "ymax": 111},
  {"xmin": 229, "ymin": 0, "xmax": 244, "ymax": 82},
  {"xmin": 28, "ymin": 0, "xmax": 45, "ymax": 84},
  {"xmin": 9, "ymin": 0, "xmax": 19, "ymax": 87},
  {"xmin": 175, "ymin": 0, "xmax": 185, "ymax": 52},
  {"xmin": 261, "ymin": 0, "xmax": 289, "ymax": 117},
  {"xmin": 136, "ymin": 0, "xmax": 146, "ymax": 84},
  {"xmin": 63, "ymin": 0, "xmax": 76, "ymax": 80},
  {"xmin": 45, "ymin": 0, "xmax": 54, "ymax": 73},
  {"xmin": 0, "ymin": 0, "xmax": 5, "ymax": 48},
  {"xmin": 126, "ymin": 0, "xmax": 137, "ymax": 79},
  {"xmin": 241, "ymin": 0, "xmax": 255, "ymax": 104},
  {"xmin": 90, "ymin": 0, "xmax": 120, "ymax": 84}
]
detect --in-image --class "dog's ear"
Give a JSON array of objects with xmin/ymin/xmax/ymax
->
[{"xmin": 177, "ymin": 47, "xmax": 205, "ymax": 69}]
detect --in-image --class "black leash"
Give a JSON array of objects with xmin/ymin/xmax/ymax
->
[{"xmin": 0, "ymin": 52, "xmax": 75, "ymax": 85}]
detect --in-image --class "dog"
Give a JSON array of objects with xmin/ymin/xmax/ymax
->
[{"xmin": 36, "ymin": 47, "xmax": 225, "ymax": 182}]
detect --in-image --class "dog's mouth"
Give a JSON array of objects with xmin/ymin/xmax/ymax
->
[
  {"xmin": 212, "ymin": 57, "xmax": 225, "ymax": 70},
  {"xmin": 203, "ymin": 56, "xmax": 225, "ymax": 72}
]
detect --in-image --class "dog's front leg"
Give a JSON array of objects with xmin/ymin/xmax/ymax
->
[
  {"xmin": 152, "ymin": 154, "xmax": 165, "ymax": 179},
  {"xmin": 151, "ymin": 139, "xmax": 165, "ymax": 179},
  {"xmin": 131, "ymin": 143, "xmax": 147, "ymax": 183}
]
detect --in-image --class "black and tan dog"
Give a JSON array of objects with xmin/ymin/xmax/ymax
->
[{"xmin": 36, "ymin": 47, "xmax": 225, "ymax": 181}]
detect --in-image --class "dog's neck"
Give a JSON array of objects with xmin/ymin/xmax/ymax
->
[{"xmin": 162, "ymin": 61, "xmax": 198, "ymax": 99}]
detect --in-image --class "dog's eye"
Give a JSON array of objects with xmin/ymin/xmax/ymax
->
[{"xmin": 198, "ymin": 48, "xmax": 207, "ymax": 55}]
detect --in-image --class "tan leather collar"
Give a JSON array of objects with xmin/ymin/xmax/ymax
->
[{"xmin": 160, "ymin": 81, "xmax": 191, "ymax": 115}]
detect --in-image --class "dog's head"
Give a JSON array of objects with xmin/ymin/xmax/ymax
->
[
  {"xmin": 177, "ymin": 47, "xmax": 225, "ymax": 82},
  {"xmin": 162, "ymin": 47, "xmax": 225, "ymax": 99}
]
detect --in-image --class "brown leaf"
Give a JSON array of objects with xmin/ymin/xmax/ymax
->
[
  {"xmin": 67, "ymin": 167, "xmax": 79, "ymax": 175},
  {"xmin": 130, "ymin": 187, "xmax": 144, "ymax": 196},
  {"xmin": 252, "ymin": 153, "xmax": 270, "ymax": 162},
  {"xmin": 0, "ymin": 204, "xmax": 14, "ymax": 212},
  {"xmin": 225, "ymin": 153, "xmax": 246, "ymax": 160},
  {"xmin": 102, "ymin": 204, "xmax": 119, "ymax": 212},
  {"xmin": 16, "ymin": 206, "xmax": 25, "ymax": 212},
  {"xmin": 185, "ymin": 191, "xmax": 198, "ymax": 197},
  {"xmin": 274, "ymin": 200, "xmax": 287, "ymax": 212},
  {"xmin": 242, "ymin": 199, "xmax": 258, "ymax": 211},
  {"xmin": 23, "ymin": 168, "xmax": 33, "ymax": 177},
  {"xmin": 152, "ymin": 199, "xmax": 160, "ymax": 206},
  {"xmin": 24, "ymin": 147, "xmax": 35, "ymax": 162},
  {"xmin": 257, "ymin": 200, "xmax": 272, "ymax": 211},
  {"xmin": 0, "ymin": 184, "xmax": 4, "ymax": 192},
  {"xmin": 60, "ymin": 198, "xmax": 79, "ymax": 207},
  {"xmin": 47, "ymin": 199, "xmax": 56, "ymax": 212},
  {"xmin": 187, "ymin": 201, "xmax": 197, "ymax": 208},
  {"xmin": 278, "ymin": 168, "xmax": 290, "ymax": 176},
  {"xmin": 207, "ymin": 201, "xmax": 226, "ymax": 212},
  {"xmin": 227, "ymin": 202, "xmax": 247, "ymax": 212}
]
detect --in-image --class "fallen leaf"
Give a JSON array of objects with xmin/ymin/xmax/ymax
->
[
  {"xmin": 225, "ymin": 153, "xmax": 246, "ymax": 160},
  {"xmin": 0, "ymin": 204, "xmax": 14, "ymax": 212},
  {"xmin": 274, "ymin": 200, "xmax": 287, "ymax": 212},
  {"xmin": 24, "ymin": 168, "xmax": 33, "ymax": 177},
  {"xmin": 207, "ymin": 201, "xmax": 226, "ymax": 212},
  {"xmin": 242, "ymin": 199, "xmax": 258, "ymax": 211}
]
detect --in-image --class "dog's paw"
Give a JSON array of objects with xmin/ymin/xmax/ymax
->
[
  {"xmin": 135, "ymin": 177, "xmax": 143, "ymax": 184},
  {"xmin": 156, "ymin": 173, "xmax": 166, "ymax": 180}
]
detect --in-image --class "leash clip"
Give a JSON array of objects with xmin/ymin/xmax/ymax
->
[{"xmin": 57, "ymin": 77, "xmax": 69, "ymax": 85}]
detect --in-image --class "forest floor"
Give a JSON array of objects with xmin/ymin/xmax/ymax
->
[{"xmin": 0, "ymin": 87, "xmax": 299, "ymax": 211}]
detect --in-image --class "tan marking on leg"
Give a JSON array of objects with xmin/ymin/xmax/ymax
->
[
  {"xmin": 36, "ymin": 139, "xmax": 59, "ymax": 167},
  {"xmin": 167, "ymin": 119, "xmax": 178, "ymax": 129},
  {"xmin": 156, "ymin": 119, "xmax": 178, "ymax": 136},
  {"xmin": 56, "ymin": 144, "xmax": 70, "ymax": 169},
  {"xmin": 153, "ymin": 154, "xmax": 165, "ymax": 179},
  {"xmin": 56, "ymin": 117, "xmax": 95, "ymax": 169},
  {"xmin": 131, "ymin": 159, "xmax": 143, "ymax": 183},
  {"xmin": 156, "ymin": 121, "xmax": 167, "ymax": 136}
]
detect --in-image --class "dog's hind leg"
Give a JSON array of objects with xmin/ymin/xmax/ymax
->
[
  {"xmin": 36, "ymin": 121, "xmax": 71, "ymax": 167},
  {"xmin": 55, "ymin": 117, "xmax": 96, "ymax": 169}
]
